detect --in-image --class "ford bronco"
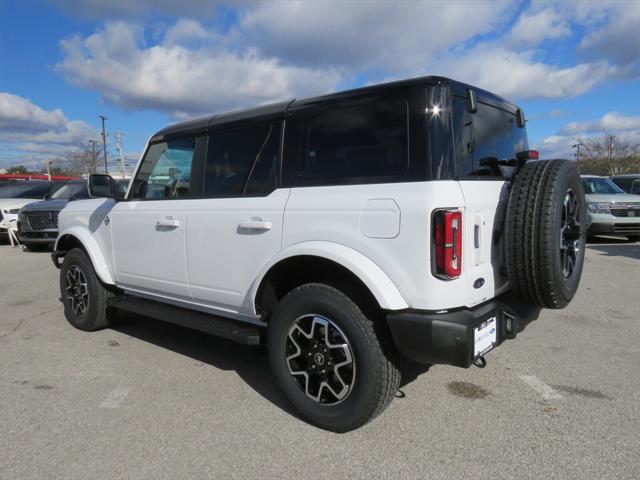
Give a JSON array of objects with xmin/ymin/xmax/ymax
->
[{"xmin": 52, "ymin": 76, "xmax": 586, "ymax": 431}]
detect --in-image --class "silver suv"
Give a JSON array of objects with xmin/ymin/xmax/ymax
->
[{"xmin": 583, "ymin": 175, "xmax": 640, "ymax": 242}]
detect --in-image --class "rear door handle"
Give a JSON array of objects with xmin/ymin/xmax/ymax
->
[
  {"xmin": 156, "ymin": 218, "xmax": 180, "ymax": 228},
  {"xmin": 238, "ymin": 218, "xmax": 272, "ymax": 231}
]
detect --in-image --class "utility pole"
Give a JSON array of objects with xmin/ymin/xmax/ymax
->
[
  {"xmin": 99, "ymin": 115, "xmax": 108, "ymax": 174},
  {"xmin": 88, "ymin": 139, "xmax": 98, "ymax": 174},
  {"xmin": 115, "ymin": 131, "xmax": 126, "ymax": 179},
  {"xmin": 607, "ymin": 135, "xmax": 616, "ymax": 176},
  {"xmin": 571, "ymin": 142, "xmax": 583, "ymax": 162}
]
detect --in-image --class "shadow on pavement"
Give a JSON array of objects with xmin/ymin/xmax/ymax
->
[
  {"xmin": 587, "ymin": 235, "xmax": 639, "ymax": 260},
  {"xmin": 111, "ymin": 312, "xmax": 430, "ymax": 420}
]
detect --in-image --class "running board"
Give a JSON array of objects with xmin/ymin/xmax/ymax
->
[{"xmin": 108, "ymin": 296, "xmax": 262, "ymax": 345}]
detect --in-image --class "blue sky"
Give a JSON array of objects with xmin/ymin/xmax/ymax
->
[{"xmin": 1, "ymin": 0, "xmax": 639, "ymax": 173}]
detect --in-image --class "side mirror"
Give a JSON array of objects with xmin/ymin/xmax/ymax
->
[
  {"xmin": 88, "ymin": 174, "xmax": 115, "ymax": 199},
  {"xmin": 516, "ymin": 108, "xmax": 526, "ymax": 128}
]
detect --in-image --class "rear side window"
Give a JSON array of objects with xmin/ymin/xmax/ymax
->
[
  {"xmin": 451, "ymin": 96, "xmax": 528, "ymax": 177},
  {"xmin": 203, "ymin": 123, "xmax": 280, "ymax": 198},
  {"xmin": 293, "ymin": 99, "xmax": 409, "ymax": 185},
  {"xmin": 130, "ymin": 138, "xmax": 195, "ymax": 200}
]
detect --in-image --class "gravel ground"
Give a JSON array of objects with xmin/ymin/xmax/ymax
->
[{"xmin": 1, "ymin": 237, "xmax": 639, "ymax": 479}]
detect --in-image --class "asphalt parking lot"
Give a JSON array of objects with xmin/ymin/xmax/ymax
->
[{"xmin": 1, "ymin": 239, "xmax": 639, "ymax": 480}]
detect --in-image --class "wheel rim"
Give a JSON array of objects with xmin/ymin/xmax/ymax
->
[
  {"xmin": 285, "ymin": 314, "xmax": 356, "ymax": 405},
  {"xmin": 65, "ymin": 265, "xmax": 89, "ymax": 316},
  {"xmin": 560, "ymin": 189, "xmax": 582, "ymax": 280}
]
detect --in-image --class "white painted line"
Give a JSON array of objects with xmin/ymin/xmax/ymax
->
[
  {"xmin": 519, "ymin": 375, "xmax": 562, "ymax": 400},
  {"xmin": 99, "ymin": 386, "xmax": 130, "ymax": 409}
]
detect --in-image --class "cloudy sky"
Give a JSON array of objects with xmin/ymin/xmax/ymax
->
[{"xmin": 1, "ymin": 0, "xmax": 639, "ymax": 172}]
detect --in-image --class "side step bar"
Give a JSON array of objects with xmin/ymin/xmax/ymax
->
[{"xmin": 107, "ymin": 296, "xmax": 262, "ymax": 346}]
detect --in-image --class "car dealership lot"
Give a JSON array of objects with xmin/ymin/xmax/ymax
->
[{"xmin": 1, "ymin": 240, "xmax": 639, "ymax": 480}]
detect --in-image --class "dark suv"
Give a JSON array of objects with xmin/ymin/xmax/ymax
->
[
  {"xmin": 18, "ymin": 179, "xmax": 129, "ymax": 250},
  {"xmin": 17, "ymin": 180, "xmax": 90, "ymax": 250}
]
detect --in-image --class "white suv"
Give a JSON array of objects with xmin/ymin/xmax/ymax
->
[{"xmin": 52, "ymin": 77, "xmax": 586, "ymax": 432}]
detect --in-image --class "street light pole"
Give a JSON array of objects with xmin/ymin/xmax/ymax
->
[{"xmin": 99, "ymin": 115, "xmax": 108, "ymax": 174}]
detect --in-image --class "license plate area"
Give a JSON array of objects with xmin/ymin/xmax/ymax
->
[{"xmin": 474, "ymin": 316, "xmax": 497, "ymax": 357}]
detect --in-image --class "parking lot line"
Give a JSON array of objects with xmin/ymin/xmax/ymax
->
[
  {"xmin": 99, "ymin": 386, "xmax": 130, "ymax": 409},
  {"xmin": 518, "ymin": 375, "xmax": 563, "ymax": 400}
]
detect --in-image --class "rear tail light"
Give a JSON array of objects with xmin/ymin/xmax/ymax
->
[{"xmin": 433, "ymin": 209, "xmax": 462, "ymax": 279}]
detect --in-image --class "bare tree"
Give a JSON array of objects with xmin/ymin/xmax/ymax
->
[
  {"xmin": 66, "ymin": 145, "xmax": 102, "ymax": 176},
  {"xmin": 576, "ymin": 134, "xmax": 640, "ymax": 176}
]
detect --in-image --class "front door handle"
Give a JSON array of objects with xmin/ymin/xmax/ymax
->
[
  {"xmin": 238, "ymin": 218, "xmax": 272, "ymax": 231},
  {"xmin": 156, "ymin": 217, "xmax": 180, "ymax": 228}
]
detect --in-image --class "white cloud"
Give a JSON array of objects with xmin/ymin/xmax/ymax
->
[
  {"xmin": 49, "ymin": 0, "xmax": 636, "ymax": 123},
  {"xmin": 560, "ymin": 112, "xmax": 640, "ymax": 135},
  {"xmin": 579, "ymin": 2, "xmax": 640, "ymax": 66},
  {"xmin": 239, "ymin": 0, "xmax": 515, "ymax": 71},
  {"xmin": 0, "ymin": 92, "xmax": 67, "ymax": 132},
  {"xmin": 536, "ymin": 112, "xmax": 640, "ymax": 158},
  {"xmin": 0, "ymin": 93, "xmax": 97, "ymax": 167},
  {"xmin": 57, "ymin": 22, "xmax": 341, "ymax": 119},
  {"xmin": 49, "ymin": 0, "xmax": 229, "ymax": 19},
  {"xmin": 507, "ymin": 8, "xmax": 571, "ymax": 46},
  {"xmin": 435, "ymin": 45, "xmax": 617, "ymax": 100}
]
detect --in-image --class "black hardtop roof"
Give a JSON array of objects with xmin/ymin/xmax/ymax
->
[{"xmin": 150, "ymin": 76, "xmax": 519, "ymax": 142}]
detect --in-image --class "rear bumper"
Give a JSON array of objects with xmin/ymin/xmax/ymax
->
[{"xmin": 387, "ymin": 292, "xmax": 540, "ymax": 368}]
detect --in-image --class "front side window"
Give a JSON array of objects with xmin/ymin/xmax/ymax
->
[
  {"xmin": 204, "ymin": 123, "xmax": 280, "ymax": 198},
  {"xmin": 130, "ymin": 138, "xmax": 195, "ymax": 200},
  {"xmin": 297, "ymin": 99, "xmax": 409, "ymax": 184}
]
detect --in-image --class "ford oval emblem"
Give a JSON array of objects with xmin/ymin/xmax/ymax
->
[{"xmin": 473, "ymin": 278, "xmax": 485, "ymax": 289}]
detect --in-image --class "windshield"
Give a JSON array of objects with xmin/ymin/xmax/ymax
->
[
  {"xmin": 582, "ymin": 177, "xmax": 624, "ymax": 195},
  {"xmin": 51, "ymin": 182, "xmax": 89, "ymax": 199},
  {"xmin": 0, "ymin": 182, "xmax": 51, "ymax": 199}
]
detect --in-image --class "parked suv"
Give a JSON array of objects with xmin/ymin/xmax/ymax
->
[
  {"xmin": 51, "ymin": 77, "xmax": 585, "ymax": 431},
  {"xmin": 610, "ymin": 174, "xmax": 640, "ymax": 195},
  {"xmin": 582, "ymin": 175, "xmax": 640, "ymax": 241},
  {"xmin": 18, "ymin": 178, "xmax": 130, "ymax": 250},
  {"xmin": 0, "ymin": 180, "xmax": 65, "ymax": 242}
]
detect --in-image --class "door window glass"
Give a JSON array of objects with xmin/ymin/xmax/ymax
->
[
  {"xmin": 131, "ymin": 138, "xmax": 195, "ymax": 200},
  {"xmin": 204, "ymin": 123, "xmax": 279, "ymax": 198}
]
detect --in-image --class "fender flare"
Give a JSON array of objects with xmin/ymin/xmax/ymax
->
[
  {"xmin": 55, "ymin": 227, "xmax": 116, "ymax": 285},
  {"xmin": 249, "ymin": 241, "xmax": 409, "ymax": 313}
]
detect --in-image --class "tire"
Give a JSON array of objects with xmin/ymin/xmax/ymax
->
[
  {"xmin": 505, "ymin": 160, "xmax": 586, "ymax": 309},
  {"xmin": 59, "ymin": 248, "xmax": 114, "ymax": 331},
  {"xmin": 267, "ymin": 283, "xmax": 400, "ymax": 432},
  {"xmin": 627, "ymin": 235, "xmax": 640, "ymax": 242}
]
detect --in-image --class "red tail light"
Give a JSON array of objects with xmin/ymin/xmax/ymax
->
[{"xmin": 433, "ymin": 209, "xmax": 462, "ymax": 279}]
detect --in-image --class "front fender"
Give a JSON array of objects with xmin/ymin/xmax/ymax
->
[
  {"xmin": 55, "ymin": 226, "xmax": 116, "ymax": 285},
  {"xmin": 249, "ymin": 241, "xmax": 409, "ymax": 313}
]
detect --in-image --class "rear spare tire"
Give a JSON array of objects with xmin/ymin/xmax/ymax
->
[{"xmin": 505, "ymin": 160, "xmax": 586, "ymax": 309}]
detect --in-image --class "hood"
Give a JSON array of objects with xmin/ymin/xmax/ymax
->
[
  {"xmin": 20, "ymin": 198, "xmax": 69, "ymax": 213},
  {"xmin": 585, "ymin": 193, "xmax": 640, "ymax": 204},
  {"xmin": 0, "ymin": 197, "xmax": 41, "ymax": 211}
]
